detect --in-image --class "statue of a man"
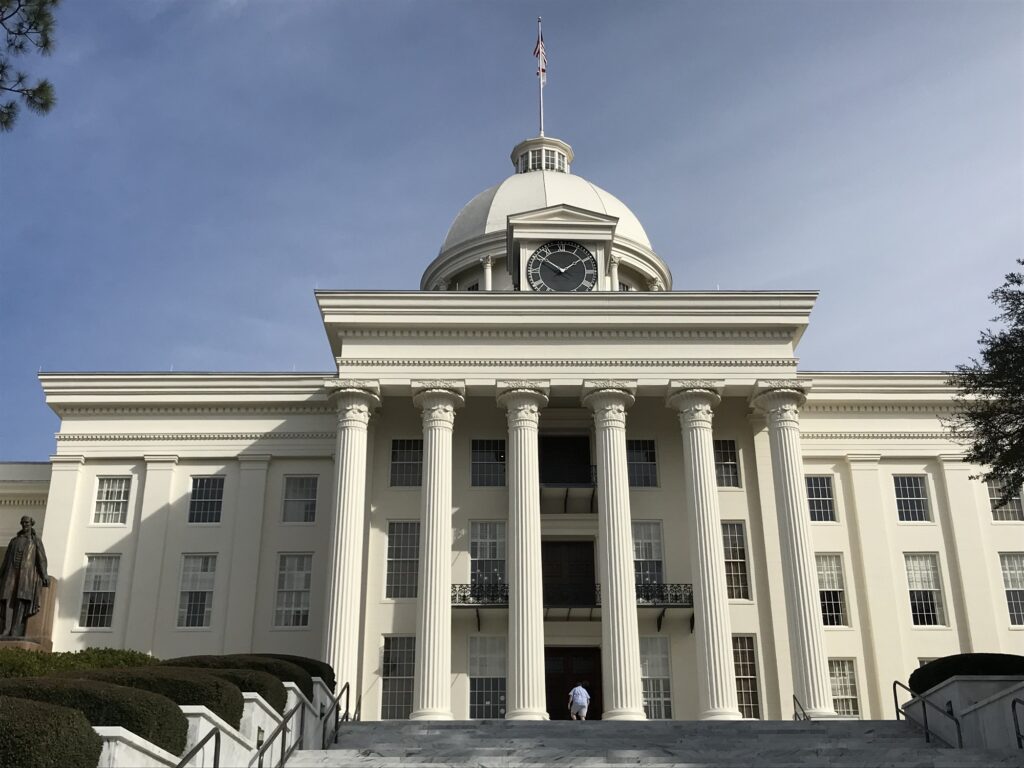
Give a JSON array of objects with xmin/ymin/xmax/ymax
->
[{"xmin": 0, "ymin": 516, "xmax": 49, "ymax": 638}]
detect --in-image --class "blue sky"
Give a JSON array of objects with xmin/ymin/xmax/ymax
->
[{"xmin": 2, "ymin": 0, "xmax": 1021, "ymax": 460}]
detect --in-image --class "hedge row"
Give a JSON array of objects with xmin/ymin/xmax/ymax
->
[
  {"xmin": 258, "ymin": 653, "xmax": 336, "ymax": 691},
  {"xmin": 908, "ymin": 653, "xmax": 1024, "ymax": 694},
  {"xmin": 0, "ymin": 647, "xmax": 155, "ymax": 679},
  {"xmin": 59, "ymin": 667, "xmax": 244, "ymax": 729},
  {"xmin": 163, "ymin": 654, "xmax": 315, "ymax": 701},
  {"xmin": 165, "ymin": 666, "xmax": 287, "ymax": 715},
  {"xmin": 0, "ymin": 696, "xmax": 103, "ymax": 768},
  {"xmin": 0, "ymin": 677, "xmax": 187, "ymax": 756}
]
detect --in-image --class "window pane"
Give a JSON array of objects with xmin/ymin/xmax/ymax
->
[
  {"xmin": 829, "ymin": 659, "xmax": 860, "ymax": 717},
  {"xmin": 471, "ymin": 440, "xmax": 506, "ymax": 487},
  {"xmin": 640, "ymin": 636, "xmax": 672, "ymax": 720},
  {"xmin": 988, "ymin": 480, "xmax": 1024, "ymax": 521},
  {"xmin": 905, "ymin": 553, "xmax": 946, "ymax": 625},
  {"xmin": 94, "ymin": 477, "xmax": 131, "ymax": 524},
  {"xmin": 633, "ymin": 522, "xmax": 664, "ymax": 593},
  {"xmin": 626, "ymin": 440, "xmax": 658, "ymax": 487},
  {"xmin": 79, "ymin": 555, "xmax": 120, "ymax": 628},
  {"xmin": 188, "ymin": 476, "xmax": 225, "ymax": 524},
  {"xmin": 381, "ymin": 637, "xmax": 416, "ymax": 719},
  {"xmin": 470, "ymin": 521, "xmax": 506, "ymax": 586},
  {"xmin": 894, "ymin": 476, "xmax": 930, "ymax": 522},
  {"xmin": 387, "ymin": 521, "xmax": 420, "ymax": 598},
  {"xmin": 714, "ymin": 440, "xmax": 740, "ymax": 487},
  {"xmin": 390, "ymin": 439, "xmax": 423, "ymax": 487},
  {"xmin": 283, "ymin": 476, "xmax": 318, "ymax": 523},
  {"xmin": 805, "ymin": 475, "xmax": 836, "ymax": 522},
  {"xmin": 816, "ymin": 554, "xmax": 848, "ymax": 626},
  {"xmin": 732, "ymin": 636, "xmax": 761, "ymax": 719},
  {"xmin": 275, "ymin": 553, "xmax": 313, "ymax": 627},
  {"xmin": 178, "ymin": 554, "xmax": 216, "ymax": 627},
  {"xmin": 722, "ymin": 522, "xmax": 751, "ymax": 599},
  {"xmin": 1000, "ymin": 553, "xmax": 1024, "ymax": 626},
  {"xmin": 469, "ymin": 636, "xmax": 507, "ymax": 718}
]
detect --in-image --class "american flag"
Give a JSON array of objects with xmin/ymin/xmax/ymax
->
[{"xmin": 533, "ymin": 31, "xmax": 547, "ymax": 86}]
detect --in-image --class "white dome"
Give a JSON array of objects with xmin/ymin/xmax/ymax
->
[{"xmin": 440, "ymin": 171, "xmax": 652, "ymax": 255}]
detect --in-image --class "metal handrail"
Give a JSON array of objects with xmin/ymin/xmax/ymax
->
[
  {"xmin": 1012, "ymin": 697, "xmax": 1024, "ymax": 749},
  {"xmin": 175, "ymin": 727, "xmax": 221, "ymax": 768},
  {"xmin": 255, "ymin": 699, "xmax": 305, "ymax": 768},
  {"xmin": 321, "ymin": 682, "xmax": 351, "ymax": 749},
  {"xmin": 892, "ymin": 679, "xmax": 963, "ymax": 748},
  {"xmin": 792, "ymin": 694, "xmax": 811, "ymax": 721}
]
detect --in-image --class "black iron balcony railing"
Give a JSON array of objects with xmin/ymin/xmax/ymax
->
[
  {"xmin": 539, "ymin": 464, "xmax": 597, "ymax": 488},
  {"xmin": 451, "ymin": 582, "xmax": 693, "ymax": 608}
]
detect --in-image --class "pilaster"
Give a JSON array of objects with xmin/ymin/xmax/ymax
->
[
  {"xmin": 223, "ymin": 453, "xmax": 271, "ymax": 652},
  {"xmin": 667, "ymin": 382, "xmax": 741, "ymax": 720},
  {"xmin": 582, "ymin": 381, "xmax": 646, "ymax": 721}
]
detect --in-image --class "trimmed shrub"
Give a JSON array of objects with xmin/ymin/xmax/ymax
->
[
  {"xmin": 256, "ymin": 653, "xmax": 336, "ymax": 691},
  {"xmin": 0, "ymin": 677, "xmax": 186, "ymax": 756},
  {"xmin": 163, "ymin": 655, "xmax": 314, "ymax": 701},
  {"xmin": 0, "ymin": 646, "xmax": 156, "ymax": 679},
  {"xmin": 909, "ymin": 653, "xmax": 1024, "ymax": 694},
  {"xmin": 164, "ymin": 666, "xmax": 287, "ymax": 715},
  {"xmin": 60, "ymin": 666, "xmax": 243, "ymax": 729},
  {"xmin": 0, "ymin": 696, "xmax": 102, "ymax": 768}
]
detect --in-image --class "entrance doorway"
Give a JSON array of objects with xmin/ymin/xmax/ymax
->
[{"xmin": 544, "ymin": 646, "xmax": 602, "ymax": 720}]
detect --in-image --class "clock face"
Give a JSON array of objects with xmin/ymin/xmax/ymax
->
[{"xmin": 526, "ymin": 241, "xmax": 598, "ymax": 292}]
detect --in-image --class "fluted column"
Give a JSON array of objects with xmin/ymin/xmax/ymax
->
[
  {"xmin": 410, "ymin": 385, "xmax": 464, "ymax": 720},
  {"xmin": 497, "ymin": 385, "xmax": 549, "ymax": 720},
  {"xmin": 583, "ymin": 383, "xmax": 646, "ymax": 721},
  {"xmin": 667, "ymin": 383, "xmax": 741, "ymax": 720},
  {"xmin": 323, "ymin": 383, "xmax": 380, "ymax": 694},
  {"xmin": 482, "ymin": 256, "xmax": 494, "ymax": 291},
  {"xmin": 609, "ymin": 257, "xmax": 620, "ymax": 291},
  {"xmin": 752, "ymin": 384, "xmax": 835, "ymax": 718}
]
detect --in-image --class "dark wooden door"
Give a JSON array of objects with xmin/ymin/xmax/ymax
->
[
  {"xmin": 542, "ymin": 541, "xmax": 596, "ymax": 606},
  {"xmin": 539, "ymin": 435, "xmax": 592, "ymax": 484},
  {"xmin": 544, "ymin": 646, "xmax": 602, "ymax": 720}
]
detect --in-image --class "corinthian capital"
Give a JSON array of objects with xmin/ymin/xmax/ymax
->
[
  {"xmin": 750, "ymin": 387, "xmax": 805, "ymax": 429},
  {"xmin": 583, "ymin": 389, "xmax": 634, "ymax": 428},
  {"xmin": 334, "ymin": 388, "xmax": 381, "ymax": 429},
  {"xmin": 414, "ymin": 388, "xmax": 464, "ymax": 429},
  {"xmin": 666, "ymin": 387, "xmax": 721, "ymax": 428},
  {"xmin": 497, "ymin": 388, "xmax": 548, "ymax": 428}
]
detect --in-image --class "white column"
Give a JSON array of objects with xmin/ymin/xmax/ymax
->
[
  {"xmin": 410, "ymin": 385, "xmax": 464, "ymax": 720},
  {"xmin": 322, "ymin": 385, "xmax": 379, "ymax": 696},
  {"xmin": 752, "ymin": 385, "xmax": 835, "ymax": 718},
  {"xmin": 497, "ymin": 385, "xmax": 548, "ymax": 720},
  {"xmin": 482, "ymin": 256, "xmax": 494, "ymax": 291},
  {"xmin": 583, "ymin": 384, "xmax": 646, "ymax": 721},
  {"xmin": 667, "ymin": 384, "xmax": 741, "ymax": 720},
  {"xmin": 609, "ymin": 257, "xmax": 620, "ymax": 291}
]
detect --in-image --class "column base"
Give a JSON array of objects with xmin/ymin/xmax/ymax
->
[
  {"xmin": 804, "ymin": 707, "xmax": 839, "ymax": 719},
  {"xmin": 699, "ymin": 708, "xmax": 742, "ymax": 721},
  {"xmin": 409, "ymin": 709, "xmax": 454, "ymax": 721},
  {"xmin": 504, "ymin": 708, "xmax": 549, "ymax": 721},
  {"xmin": 600, "ymin": 707, "xmax": 647, "ymax": 721}
]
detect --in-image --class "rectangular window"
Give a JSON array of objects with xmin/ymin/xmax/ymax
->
[
  {"xmin": 713, "ymin": 440, "xmax": 741, "ymax": 487},
  {"xmin": 282, "ymin": 476, "xmax": 318, "ymax": 523},
  {"xmin": 466, "ymin": 282, "xmax": 479, "ymax": 291},
  {"xmin": 79, "ymin": 554, "xmax": 120, "ymax": 628},
  {"xmin": 905, "ymin": 553, "xmax": 946, "ymax": 626},
  {"xmin": 639, "ymin": 636, "xmax": 672, "ymax": 719},
  {"xmin": 469, "ymin": 636, "xmax": 507, "ymax": 719},
  {"xmin": 1000, "ymin": 553, "xmax": 1024, "ymax": 626},
  {"xmin": 544, "ymin": 148, "xmax": 556, "ymax": 170},
  {"xmin": 988, "ymin": 480, "xmax": 1024, "ymax": 522},
  {"xmin": 806, "ymin": 475, "xmax": 836, "ymax": 522},
  {"xmin": 386, "ymin": 521, "xmax": 420, "ymax": 598},
  {"xmin": 275, "ymin": 553, "xmax": 313, "ymax": 627},
  {"xmin": 633, "ymin": 522, "xmax": 664, "ymax": 591},
  {"xmin": 529, "ymin": 149, "xmax": 542, "ymax": 171},
  {"xmin": 816, "ymin": 554, "xmax": 848, "ymax": 626},
  {"xmin": 177, "ymin": 554, "xmax": 217, "ymax": 628},
  {"xmin": 470, "ymin": 521, "xmax": 506, "ymax": 587},
  {"xmin": 188, "ymin": 476, "xmax": 225, "ymax": 524},
  {"xmin": 722, "ymin": 522, "xmax": 751, "ymax": 600},
  {"xmin": 471, "ymin": 439, "xmax": 506, "ymax": 487},
  {"xmin": 894, "ymin": 476, "xmax": 930, "ymax": 522},
  {"xmin": 381, "ymin": 636, "xmax": 416, "ymax": 719},
  {"xmin": 390, "ymin": 439, "xmax": 423, "ymax": 487},
  {"xmin": 618, "ymin": 281, "xmax": 632, "ymax": 292},
  {"xmin": 93, "ymin": 477, "xmax": 131, "ymax": 524},
  {"xmin": 732, "ymin": 635, "xmax": 761, "ymax": 719},
  {"xmin": 626, "ymin": 439, "xmax": 658, "ymax": 487},
  {"xmin": 829, "ymin": 659, "xmax": 860, "ymax": 717},
  {"xmin": 557, "ymin": 153, "xmax": 566, "ymax": 172}
]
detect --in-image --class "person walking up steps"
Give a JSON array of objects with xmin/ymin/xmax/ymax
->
[{"xmin": 567, "ymin": 680, "xmax": 591, "ymax": 720}]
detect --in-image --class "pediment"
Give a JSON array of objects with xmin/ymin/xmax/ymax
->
[{"xmin": 507, "ymin": 203, "xmax": 619, "ymax": 229}]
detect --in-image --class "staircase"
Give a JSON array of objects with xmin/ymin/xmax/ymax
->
[{"xmin": 288, "ymin": 719, "xmax": 1022, "ymax": 767}]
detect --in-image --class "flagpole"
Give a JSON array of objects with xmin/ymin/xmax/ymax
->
[{"xmin": 537, "ymin": 16, "xmax": 544, "ymax": 136}]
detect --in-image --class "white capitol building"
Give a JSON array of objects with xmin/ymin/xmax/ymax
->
[{"xmin": 3, "ymin": 130, "xmax": 1022, "ymax": 723}]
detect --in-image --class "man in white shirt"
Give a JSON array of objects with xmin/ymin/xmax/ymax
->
[{"xmin": 567, "ymin": 680, "xmax": 591, "ymax": 720}]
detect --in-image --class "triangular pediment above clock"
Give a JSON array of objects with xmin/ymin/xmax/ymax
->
[{"xmin": 507, "ymin": 204, "xmax": 619, "ymax": 230}]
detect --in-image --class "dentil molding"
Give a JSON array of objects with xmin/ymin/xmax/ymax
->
[
  {"xmin": 340, "ymin": 357, "xmax": 798, "ymax": 369},
  {"xmin": 56, "ymin": 431, "xmax": 335, "ymax": 442}
]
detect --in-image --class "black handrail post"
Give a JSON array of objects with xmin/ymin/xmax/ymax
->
[
  {"xmin": 922, "ymin": 699, "xmax": 930, "ymax": 743},
  {"xmin": 174, "ymin": 726, "xmax": 221, "ymax": 768},
  {"xmin": 1012, "ymin": 698, "xmax": 1024, "ymax": 749}
]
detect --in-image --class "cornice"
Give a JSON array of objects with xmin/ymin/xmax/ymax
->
[
  {"xmin": 803, "ymin": 403, "xmax": 955, "ymax": 415},
  {"xmin": 56, "ymin": 431, "xmax": 335, "ymax": 443},
  {"xmin": 0, "ymin": 497, "xmax": 48, "ymax": 507},
  {"xmin": 55, "ymin": 405, "xmax": 335, "ymax": 417},
  {"xmin": 801, "ymin": 431, "xmax": 954, "ymax": 441},
  {"xmin": 340, "ymin": 327, "xmax": 794, "ymax": 340},
  {"xmin": 339, "ymin": 357, "xmax": 797, "ymax": 369}
]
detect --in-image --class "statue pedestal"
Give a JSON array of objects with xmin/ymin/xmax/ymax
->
[{"xmin": 0, "ymin": 577, "xmax": 57, "ymax": 652}]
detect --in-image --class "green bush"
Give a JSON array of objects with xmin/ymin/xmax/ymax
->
[
  {"xmin": 163, "ymin": 655, "xmax": 314, "ymax": 701},
  {"xmin": 61, "ymin": 667, "xmax": 243, "ymax": 729},
  {"xmin": 164, "ymin": 666, "xmax": 287, "ymax": 715},
  {"xmin": 256, "ymin": 653, "xmax": 336, "ymax": 691},
  {"xmin": 908, "ymin": 653, "xmax": 1024, "ymax": 694},
  {"xmin": 0, "ymin": 696, "xmax": 103, "ymax": 768},
  {"xmin": 0, "ymin": 677, "xmax": 186, "ymax": 756},
  {"xmin": 0, "ymin": 646, "xmax": 156, "ymax": 679}
]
